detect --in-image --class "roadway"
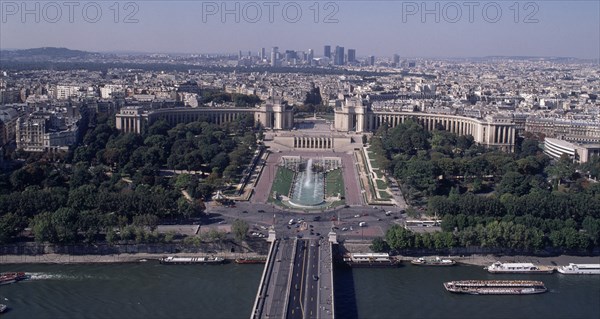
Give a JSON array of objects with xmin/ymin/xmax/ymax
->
[
  {"xmin": 260, "ymin": 238, "xmax": 295, "ymax": 318},
  {"xmin": 252, "ymin": 235, "xmax": 335, "ymax": 319},
  {"xmin": 286, "ymin": 238, "xmax": 325, "ymax": 319}
]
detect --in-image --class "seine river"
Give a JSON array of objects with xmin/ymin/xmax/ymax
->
[{"xmin": 1, "ymin": 262, "xmax": 599, "ymax": 319}]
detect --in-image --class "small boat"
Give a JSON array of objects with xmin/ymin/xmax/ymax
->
[
  {"xmin": 0, "ymin": 303, "xmax": 7, "ymax": 313},
  {"xmin": 159, "ymin": 256, "xmax": 225, "ymax": 265},
  {"xmin": 411, "ymin": 257, "xmax": 456, "ymax": 266},
  {"xmin": 444, "ymin": 280, "xmax": 547, "ymax": 295},
  {"xmin": 0, "ymin": 272, "xmax": 28, "ymax": 286},
  {"xmin": 557, "ymin": 263, "xmax": 600, "ymax": 275},
  {"xmin": 485, "ymin": 262, "xmax": 554, "ymax": 274},
  {"xmin": 235, "ymin": 256, "xmax": 267, "ymax": 264}
]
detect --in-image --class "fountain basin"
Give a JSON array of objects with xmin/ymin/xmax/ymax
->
[{"xmin": 288, "ymin": 158, "xmax": 325, "ymax": 207}]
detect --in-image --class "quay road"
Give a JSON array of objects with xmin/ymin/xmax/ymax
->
[{"xmin": 251, "ymin": 236, "xmax": 335, "ymax": 319}]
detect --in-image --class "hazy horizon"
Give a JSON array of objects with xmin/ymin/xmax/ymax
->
[{"xmin": 1, "ymin": 1, "xmax": 598, "ymax": 59}]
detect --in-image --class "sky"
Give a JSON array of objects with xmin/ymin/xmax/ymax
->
[{"xmin": 0, "ymin": 0, "xmax": 599, "ymax": 59}]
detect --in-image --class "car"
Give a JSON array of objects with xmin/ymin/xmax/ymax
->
[
  {"xmin": 242, "ymin": 210, "xmax": 248, "ymax": 214},
  {"xmin": 258, "ymin": 209, "xmax": 265, "ymax": 213},
  {"xmin": 289, "ymin": 219, "xmax": 295, "ymax": 225},
  {"xmin": 309, "ymin": 225, "xmax": 314, "ymax": 228},
  {"xmin": 354, "ymin": 214, "xmax": 360, "ymax": 218},
  {"xmin": 359, "ymin": 222, "xmax": 367, "ymax": 227},
  {"xmin": 385, "ymin": 211, "xmax": 392, "ymax": 216},
  {"xmin": 342, "ymin": 227, "xmax": 348, "ymax": 231},
  {"xmin": 312, "ymin": 275, "xmax": 319, "ymax": 281},
  {"xmin": 377, "ymin": 218, "xmax": 382, "ymax": 221},
  {"xmin": 312, "ymin": 216, "xmax": 321, "ymax": 221},
  {"xmin": 316, "ymin": 233, "xmax": 320, "ymax": 236}
]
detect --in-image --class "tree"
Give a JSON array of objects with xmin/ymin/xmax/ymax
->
[
  {"xmin": 370, "ymin": 237, "xmax": 390, "ymax": 252},
  {"xmin": 385, "ymin": 225, "xmax": 414, "ymax": 250},
  {"xmin": 232, "ymin": 219, "xmax": 249, "ymax": 241},
  {"xmin": 496, "ymin": 171, "xmax": 530, "ymax": 196},
  {"xmin": 31, "ymin": 212, "xmax": 56, "ymax": 243},
  {"xmin": 0, "ymin": 213, "xmax": 24, "ymax": 243},
  {"xmin": 518, "ymin": 138, "xmax": 541, "ymax": 158},
  {"xmin": 52, "ymin": 207, "xmax": 79, "ymax": 243}
]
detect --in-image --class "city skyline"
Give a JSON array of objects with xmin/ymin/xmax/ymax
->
[{"xmin": 0, "ymin": 1, "xmax": 598, "ymax": 59}]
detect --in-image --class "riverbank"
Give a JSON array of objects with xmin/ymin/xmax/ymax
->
[
  {"xmin": 397, "ymin": 254, "xmax": 600, "ymax": 267},
  {"xmin": 2, "ymin": 251, "xmax": 597, "ymax": 266},
  {"xmin": 0, "ymin": 251, "xmax": 267, "ymax": 264}
]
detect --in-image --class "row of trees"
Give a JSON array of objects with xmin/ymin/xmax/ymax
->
[
  {"xmin": 378, "ymin": 221, "xmax": 596, "ymax": 252},
  {"xmin": 369, "ymin": 119, "xmax": 600, "ymax": 252},
  {"xmin": 0, "ymin": 113, "xmax": 259, "ymax": 244}
]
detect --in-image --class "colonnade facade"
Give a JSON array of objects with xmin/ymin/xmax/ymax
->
[
  {"xmin": 115, "ymin": 107, "xmax": 144, "ymax": 134},
  {"xmin": 366, "ymin": 111, "xmax": 515, "ymax": 151},
  {"xmin": 334, "ymin": 97, "xmax": 516, "ymax": 151},
  {"xmin": 293, "ymin": 137, "xmax": 334, "ymax": 149},
  {"xmin": 115, "ymin": 103, "xmax": 293, "ymax": 134}
]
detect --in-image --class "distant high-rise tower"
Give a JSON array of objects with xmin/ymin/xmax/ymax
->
[
  {"xmin": 238, "ymin": 50, "xmax": 243, "ymax": 60},
  {"xmin": 307, "ymin": 49, "xmax": 314, "ymax": 62},
  {"xmin": 347, "ymin": 49, "xmax": 356, "ymax": 63},
  {"xmin": 260, "ymin": 48, "xmax": 266, "ymax": 60},
  {"xmin": 324, "ymin": 45, "xmax": 331, "ymax": 58},
  {"xmin": 271, "ymin": 47, "xmax": 279, "ymax": 67},
  {"xmin": 393, "ymin": 54, "xmax": 400, "ymax": 67},
  {"xmin": 368, "ymin": 55, "xmax": 375, "ymax": 66},
  {"xmin": 334, "ymin": 46, "xmax": 345, "ymax": 65}
]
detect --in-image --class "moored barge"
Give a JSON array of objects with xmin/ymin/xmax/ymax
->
[
  {"xmin": 411, "ymin": 256, "xmax": 456, "ymax": 266},
  {"xmin": 235, "ymin": 256, "xmax": 267, "ymax": 264},
  {"xmin": 557, "ymin": 263, "xmax": 600, "ymax": 275},
  {"xmin": 444, "ymin": 280, "xmax": 547, "ymax": 295},
  {"xmin": 485, "ymin": 262, "xmax": 554, "ymax": 274},
  {"xmin": 343, "ymin": 253, "xmax": 399, "ymax": 268},
  {"xmin": 159, "ymin": 256, "xmax": 225, "ymax": 265}
]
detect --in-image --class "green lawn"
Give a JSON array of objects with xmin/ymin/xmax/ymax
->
[
  {"xmin": 271, "ymin": 167, "xmax": 295, "ymax": 197},
  {"xmin": 325, "ymin": 169, "xmax": 345, "ymax": 197},
  {"xmin": 376, "ymin": 179, "xmax": 388, "ymax": 190},
  {"xmin": 378, "ymin": 191, "xmax": 392, "ymax": 199}
]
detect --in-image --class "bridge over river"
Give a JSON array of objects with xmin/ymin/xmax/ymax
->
[{"xmin": 250, "ymin": 231, "xmax": 337, "ymax": 319}]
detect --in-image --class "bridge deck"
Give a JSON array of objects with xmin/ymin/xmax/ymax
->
[{"xmin": 251, "ymin": 237, "xmax": 335, "ymax": 319}]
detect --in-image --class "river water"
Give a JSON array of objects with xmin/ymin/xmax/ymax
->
[{"xmin": 1, "ymin": 262, "xmax": 599, "ymax": 319}]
